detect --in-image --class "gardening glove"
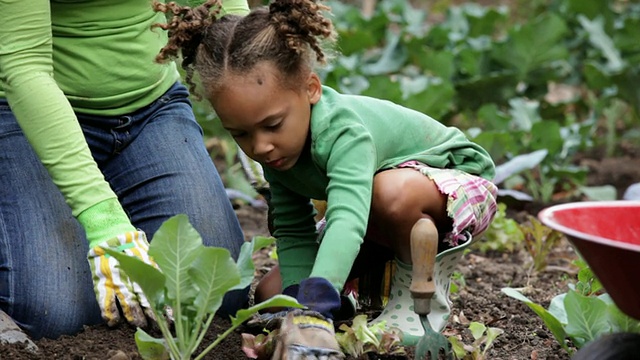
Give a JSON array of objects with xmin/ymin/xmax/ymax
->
[
  {"xmin": 87, "ymin": 231, "xmax": 156, "ymax": 328},
  {"xmin": 249, "ymin": 277, "xmax": 349, "ymax": 329},
  {"xmin": 263, "ymin": 278, "xmax": 345, "ymax": 359},
  {"xmin": 272, "ymin": 309, "xmax": 344, "ymax": 360},
  {"xmin": 297, "ymin": 277, "xmax": 343, "ymax": 320}
]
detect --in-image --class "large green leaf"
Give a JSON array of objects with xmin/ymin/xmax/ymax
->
[
  {"xmin": 530, "ymin": 120, "xmax": 563, "ymax": 154},
  {"xmin": 231, "ymin": 295, "xmax": 304, "ymax": 327},
  {"xmin": 233, "ymin": 236, "xmax": 277, "ymax": 291},
  {"xmin": 508, "ymin": 98, "xmax": 541, "ymax": 132},
  {"xmin": 471, "ymin": 130, "xmax": 519, "ymax": 162},
  {"xmin": 135, "ymin": 328, "xmax": 170, "ymax": 360},
  {"xmin": 564, "ymin": 290, "xmax": 612, "ymax": 348},
  {"xmin": 502, "ymin": 287, "xmax": 568, "ymax": 350},
  {"xmin": 455, "ymin": 70, "xmax": 518, "ymax": 110},
  {"xmin": 361, "ymin": 31, "xmax": 408, "ymax": 76},
  {"xmin": 578, "ymin": 15, "xmax": 624, "ymax": 72},
  {"xmin": 400, "ymin": 77, "xmax": 455, "ymax": 119},
  {"xmin": 464, "ymin": 4, "xmax": 508, "ymax": 38},
  {"xmin": 492, "ymin": 13, "xmax": 569, "ymax": 79},
  {"xmin": 560, "ymin": 0, "xmax": 614, "ymax": 30},
  {"xmin": 607, "ymin": 301, "xmax": 640, "ymax": 333},
  {"xmin": 149, "ymin": 215, "xmax": 202, "ymax": 303},
  {"xmin": 493, "ymin": 149, "xmax": 548, "ymax": 185},
  {"xmin": 101, "ymin": 248, "xmax": 166, "ymax": 309},
  {"xmin": 190, "ymin": 247, "xmax": 240, "ymax": 315}
]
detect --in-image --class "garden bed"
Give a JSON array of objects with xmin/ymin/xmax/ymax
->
[{"xmin": 3, "ymin": 154, "xmax": 639, "ymax": 360}]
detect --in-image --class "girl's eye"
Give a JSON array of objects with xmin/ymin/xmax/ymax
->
[
  {"xmin": 230, "ymin": 132, "xmax": 247, "ymax": 138},
  {"xmin": 265, "ymin": 122, "xmax": 282, "ymax": 131}
]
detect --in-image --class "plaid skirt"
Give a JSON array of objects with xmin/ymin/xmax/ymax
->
[{"xmin": 398, "ymin": 161, "xmax": 498, "ymax": 247}]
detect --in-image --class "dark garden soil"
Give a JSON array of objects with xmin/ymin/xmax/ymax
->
[{"xmin": 3, "ymin": 152, "xmax": 640, "ymax": 360}]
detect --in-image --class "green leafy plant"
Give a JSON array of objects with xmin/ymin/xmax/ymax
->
[
  {"xmin": 335, "ymin": 315, "xmax": 405, "ymax": 358},
  {"xmin": 518, "ymin": 215, "xmax": 564, "ymax": 272},
  {"xmin": 103, "ymin": 214, "xmax": 303, "ymax": 360},
  {"xmin": 573, "ymin": 258, "xmax": 603, "ymax": 296},
  {"xmin": 449, "ymin": 270, "xmax": 467, "ymax": 295},
  {"xmin": 241, "ymin": 329, "xmax": 279, "ymax": 360},
  {"xmin": 474, "ymin": 202, "xmax": 524, "ymax": 253},
  {"xmin": 502, "ymin": 259, "xmax": 640, "ymax": 355},
  {"xmin": 448, "ymin": 322, "xmax": 504, "ymax": 360}
]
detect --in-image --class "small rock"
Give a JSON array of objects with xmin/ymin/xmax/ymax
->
[
  {"xmin": 0, "ymin": 309, "xmax": 38, "ymax": 353},
  {"xmin": 107, "ymin": 349, "xmax": 131, "ymax": 360}
]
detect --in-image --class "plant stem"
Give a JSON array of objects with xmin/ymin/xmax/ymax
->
[
  {"xmin": 174, "ymin": 298, "xmax": 187, "ymax": 353},
  {"xmin": 192, "ymin": 313, "xmax": 215, "ymax": 353},
  {"xmin": 193, "ymin": 318, "xmax": 245, "ymax": 360},
  {"xmin": 154, "ymin": 309, "xmax": 181, "ymax": 359}
]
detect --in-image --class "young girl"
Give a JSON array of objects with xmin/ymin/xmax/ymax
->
[{"xmin": 154, "ymin": 0, "xmax": 497, "ymax": 346}]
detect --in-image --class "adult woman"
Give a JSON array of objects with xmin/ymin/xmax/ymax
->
[{"xmin": 0, "ymin": 0, "xmax": 249, "ymax": 339}]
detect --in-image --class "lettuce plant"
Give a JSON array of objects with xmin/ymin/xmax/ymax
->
[
  {"xmin": 448, "ymin": 322, "xmax": 504, "ymax": 360},
  {"xmin": 502, "ymin": 260, "xmax": 640, "ymax": 355},
  {"xmin": 103, "ymin": 214, "xmax": 302, "ymax": 360},
  {"xmin": 241, "ymin": 315, "xmax": 405, "ymax": 359},
  {"xmin": 335, "ymin": 315, "xmax": 405, "ymax": 358}
]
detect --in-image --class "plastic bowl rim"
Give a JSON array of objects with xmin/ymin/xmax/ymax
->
[{"xmin": 538, "ymin": 200, "xmax": 640, "ymax": 253}]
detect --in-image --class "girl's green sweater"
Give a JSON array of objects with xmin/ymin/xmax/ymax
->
[{"xmin": 265, "ymin": 86, "xmax": 495, "ymax": 291}]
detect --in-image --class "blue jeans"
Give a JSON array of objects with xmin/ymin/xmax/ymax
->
[{"xmin": 0, "ymin": 83, "xmax": 247, "ymax": 339}]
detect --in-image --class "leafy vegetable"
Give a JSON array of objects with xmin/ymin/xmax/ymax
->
[
  {"xmin": 448, "ymin": 321, "xmax": 504, "ymax": 360},
  {"xmin": 502, "ymin": 260, "xmax": 640, "ymax": 354},
  {"xmin": 474, "ymin": 202, "xmax": 524, "ymax": 253},
  {"xmin": 103, "ymin": 215, "xmax": 303, "ymax": 360},
  {"xmin": 335, "ymin": 315, "xmax": 405, "ymax": 357},
  {"xmin": 518, "ymin": 215, "xmax": 564, "ymax": 272}
]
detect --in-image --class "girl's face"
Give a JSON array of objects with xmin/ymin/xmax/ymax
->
[{"xmin": 210, "ymin": 61, "xmax": 322, "ymax": 171}]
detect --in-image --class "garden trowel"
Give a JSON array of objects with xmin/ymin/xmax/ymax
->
[{"xmin": 410, "ymin": 218, "xmax": 452, "ymax": 360}]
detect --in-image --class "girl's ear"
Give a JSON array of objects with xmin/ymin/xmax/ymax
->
[{"xmin": 307, "ymin": 72, "xmax": 322, "ymax": 105}]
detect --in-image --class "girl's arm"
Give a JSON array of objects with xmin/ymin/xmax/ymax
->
[
  {"xmin": 310, "ymin": 121, "xmax": 378, "ymax": 291},
  {"xmin": 266, "ymin": 178, "xmax": 319, "ymax": 290}
]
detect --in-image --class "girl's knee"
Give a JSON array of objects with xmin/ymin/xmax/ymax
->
[{"xmin": 371, "ymin": 169, "xmax": 446, "ymax": 224}]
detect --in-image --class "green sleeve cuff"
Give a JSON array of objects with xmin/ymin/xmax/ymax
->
[
  {"xmin": 276, "ymin": 237, "xmax": 318, "ymax": 289},
  {"xmin": 77, "ymin": 198, "xmax": 136, "ymax": 248},
  {"xmin": 220, "ymin": 0, "xmax": 249, "ymax": 16}
]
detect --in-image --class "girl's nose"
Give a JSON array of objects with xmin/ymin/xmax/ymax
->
[{"xmin": 252, "ymin": 136, "xmax": 274, "ymax": 156}]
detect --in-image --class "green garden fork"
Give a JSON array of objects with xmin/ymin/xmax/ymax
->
[{"xmin": 410, "ymin": 218, "xmax": 453, "ymax": 360}]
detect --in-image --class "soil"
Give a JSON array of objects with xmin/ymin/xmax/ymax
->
[{"xmin": 3, "ymin": 151, "xmax": 638, "ymax": 360}]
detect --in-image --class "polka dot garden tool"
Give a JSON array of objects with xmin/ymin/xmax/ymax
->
[
  {"xmin": 410, "ymin": 218, "xmax": 453, "ymax": 360},
  {"xmin": 539, "ymin": 201, "xmax": 640, "ymax": 321}
]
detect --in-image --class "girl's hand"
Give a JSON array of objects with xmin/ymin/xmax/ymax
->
[{"xmin": 272, "ymin": 310, "xmax": 344, "ymax": 360}]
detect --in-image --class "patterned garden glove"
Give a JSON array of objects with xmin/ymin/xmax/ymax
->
[
  {"xmin": 87, "ymin": 231, "xmax": 156, "ymax": 328},
  {"xmin": 272, "ymin": 310, "xmax": 344, "ymax": 360}
]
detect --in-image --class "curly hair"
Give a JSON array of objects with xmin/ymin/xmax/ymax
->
[{"xmin": 152, "ymin": 0, "xmax": 336, "ymax": 99}]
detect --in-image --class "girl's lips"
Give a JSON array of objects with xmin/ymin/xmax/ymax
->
[{"xmin": 266, "ymin": 158, "xmax": 285, "ymax": 168}]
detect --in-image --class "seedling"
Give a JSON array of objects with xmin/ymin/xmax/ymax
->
[
  {"xmin": 518, "ymin": 215, "xmax": 563, "ymax": 272},
  {"xmin": 448, "ymin": 322, "xmax": 504, "ymax": 360},
  {"xmin": 103, "ymin": 214, "xmax": 303, "ymax": 360},
  {"xmin": 241, "ymin": 329, "xmax": 279, "ymax": 360},
  {"xmin": 335, "ymin": 315, "xmax": 405, "ymax": 358},
  {"xmin": 474, "ymin": 202, "xmax": 524, "ymax": 253},
  {"xmin": 241, "ymin": 315, "xmax": 405, "ymax": 359}
]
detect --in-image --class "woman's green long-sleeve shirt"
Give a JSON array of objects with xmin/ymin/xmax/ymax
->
[
  {"xmin": 264, "ymin": 86, "xmax": 495, "ymax": 292},
  {"xmin": 0, "ymin": 0, "xmax": 248, "ymax": 244}
]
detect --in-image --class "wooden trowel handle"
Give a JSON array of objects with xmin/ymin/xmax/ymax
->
[{"xmin": 409, "ymin": 218, "xmax": 438, "ymax": 316}]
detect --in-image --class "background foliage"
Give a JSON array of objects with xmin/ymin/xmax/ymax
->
[{"xmin": 186, "ymin": 0, "xmax": 639, "ymax": 203}]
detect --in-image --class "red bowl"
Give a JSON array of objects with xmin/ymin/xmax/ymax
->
[{"xmin": 538, "ymin": 201, "xmax": 640, "ymax": 320}]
